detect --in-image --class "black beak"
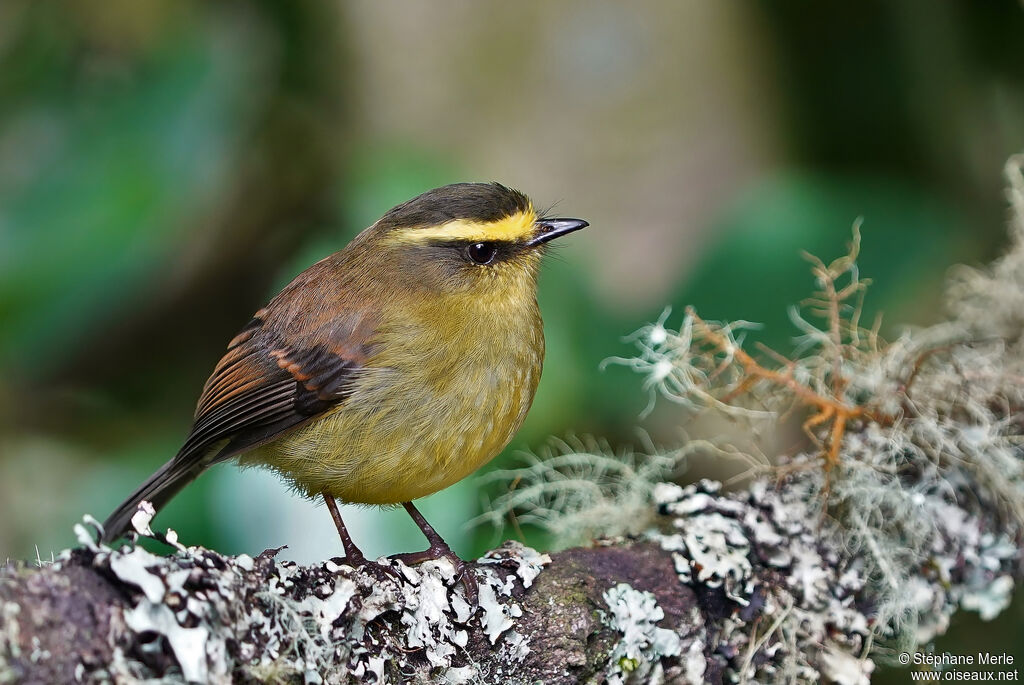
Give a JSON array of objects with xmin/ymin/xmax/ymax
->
[{"xmin": 526, "ymin": 217, "xmax": 589, "ymax": 247}]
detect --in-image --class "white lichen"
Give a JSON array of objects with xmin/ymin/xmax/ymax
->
[
  {"xmin": 130, "ymin": 500, "xmax": 156, "ymax": 537},
  {"xmin": 108, "ymin": 546, "xmax": 169, "ymax": 604},
  {"xmin": 602, "ymin": 583, "xmax": 681, "ymax": 685},
  {"xmin": 123, "ymin": 602, "xmax": 212, "ymax": 683},
  {"xmin": 477, "ymin": 576, "xmax": 523, "ymax": 646},
  {"xmin": 51, "ymin": 517, "xmax": 551, "ymax": 683},
  {"xmin": 652, "ymin": 480, "xmax": 874, "ymax": 683},
  {"xmin": 657, "ymin": 488, "xmax": 753, "ymax": 604},
  {"xmin": 477, "ymin": 542, "xmax": 551, "ymax": 589}
]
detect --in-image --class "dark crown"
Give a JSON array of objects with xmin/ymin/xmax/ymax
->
[{"xmin": 378, "ymin": 183, "xmax": 532, "ymax": 230}]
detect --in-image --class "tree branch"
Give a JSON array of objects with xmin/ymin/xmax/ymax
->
[{"xmin": 0, "ymin": 464, "xmax": 1018, "ymax": 684}]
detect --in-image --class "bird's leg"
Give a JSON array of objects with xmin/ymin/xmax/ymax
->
[
  {"xmin": 392, "ymin": 501, "xmax": 478, "ymax": 604},
  {"xmin": 323, "ymin": 493, "xmax": 368, "ymax": 566}
]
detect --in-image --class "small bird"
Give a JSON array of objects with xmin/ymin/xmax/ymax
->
[{"xmin": 101, "ymin": 182, "xmax": 586, "ymax": 601}]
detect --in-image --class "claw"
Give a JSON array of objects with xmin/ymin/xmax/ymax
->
[
  {"xmin": 322, "ymin": 494, "xmax": 478, "ymax": 603},
  {"xmin": 395, "ymin": 501, "xmax": 479, "ymax": 605},
  {"xmin": 390, "ymin": 544, "xmax": 479, "ymax": 605}
]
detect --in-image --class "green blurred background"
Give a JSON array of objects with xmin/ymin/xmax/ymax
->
[{"xmin": 1, "ymin": 1, "xmax": 1022, "ymax": 677}]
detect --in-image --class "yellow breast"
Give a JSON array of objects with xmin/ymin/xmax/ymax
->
[{"xmin": 245, "ymin": 292, "xmax": 544, "ymax": 504}]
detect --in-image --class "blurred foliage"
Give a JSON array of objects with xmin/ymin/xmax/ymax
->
[
  {"xmin": 0, "ymin": 0, "xmax": 350, "ymax": 552},
  {"xmin": 0, "ymin": 2, "xmax": 1023, "ymax": 676},
  {"xmin": 685, "ymin": 172, "xmax": 967, "ymax": 343}
]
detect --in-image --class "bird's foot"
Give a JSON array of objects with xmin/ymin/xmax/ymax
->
[
  {"xmin": 329, "ymin": 551, "xmax": 408, "ymax": 587},
  {"xmin": 321, "ymin": 493, "xmax": 406, "ymax": 585},
  {"xmin": 334, "ymin": 547, "xmax": 368, "ymax": 567},
  {"xmin": 390, "ymin": 542, "xmax": 479, "ymax": 605}
]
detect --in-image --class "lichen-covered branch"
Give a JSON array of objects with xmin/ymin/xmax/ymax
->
[
  {"xmin": 4, "ymin": 157, "xmax": 1024, "ymax": 683},
  {"xmin": 0, "ymin": 465, "xmax": 1018, "ymax": 684}
]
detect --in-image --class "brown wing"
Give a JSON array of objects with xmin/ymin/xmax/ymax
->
[
  {"xmin": 101, "ymin": 303, "xmax": 377, "ymax": 541},
  {"xmin": 182, "ymin": 310, "xmax": 371, "ymax": 461}
]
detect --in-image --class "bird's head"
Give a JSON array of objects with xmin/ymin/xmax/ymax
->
[{"xmin": 357, "ymin": 183, "xmax": 587, "ymax": 303}]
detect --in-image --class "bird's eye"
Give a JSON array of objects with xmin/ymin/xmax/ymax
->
[{"xmin": 466, "ymin": 242, "xmax": 497, "ymax": 265}]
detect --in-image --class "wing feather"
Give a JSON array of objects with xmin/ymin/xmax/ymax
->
[
  {"xmin": 101, "ymin": 305, "xmax": 376, "ymax": 541},
  {"xmin": 186, "ymin": 315, "xmax": 373, "ymax": 463}
]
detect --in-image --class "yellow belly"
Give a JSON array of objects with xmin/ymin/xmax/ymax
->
[{"xmin": 242, "ymin": 307, "xmax": 544, "ymax": 504}]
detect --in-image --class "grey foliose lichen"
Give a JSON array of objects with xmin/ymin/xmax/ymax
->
[
  {"xmin": 601, "ymin": 582, "xmax": 685, "ymax": 684},
  {"xmin": 64, "ymin": 519, "xmax": 548, "ymax": 684},
  {"xmin": 644, "ymin": 478, "xmax": 872, "ymax": 683}
]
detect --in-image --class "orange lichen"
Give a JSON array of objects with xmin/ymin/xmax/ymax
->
[
  {"xmin": 678, "ymin": 226, "xmax": 896, "ymax": 493},
  {"xmin": 688, "ymin": 309, "xmax": 873, "ymax": 471}
]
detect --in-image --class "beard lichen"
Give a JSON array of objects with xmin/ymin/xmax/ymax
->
[{"xmin": 483, "ymin": 156, "xmax": 1024, "ymax": 681}]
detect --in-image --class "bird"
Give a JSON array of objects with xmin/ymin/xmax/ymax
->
[{"xmin": 100, "ymin": 182, "xmax": 587, "ymax": 602}]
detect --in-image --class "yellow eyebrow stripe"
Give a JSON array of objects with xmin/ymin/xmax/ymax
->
[{"xmin": 386, "ymin": 208, "xmax": 537, "ymax": 244}]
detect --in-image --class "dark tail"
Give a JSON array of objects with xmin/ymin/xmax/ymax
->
[{"xmin": 100, "ymin": 457, "xmax": 207, "ymax": 543}]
